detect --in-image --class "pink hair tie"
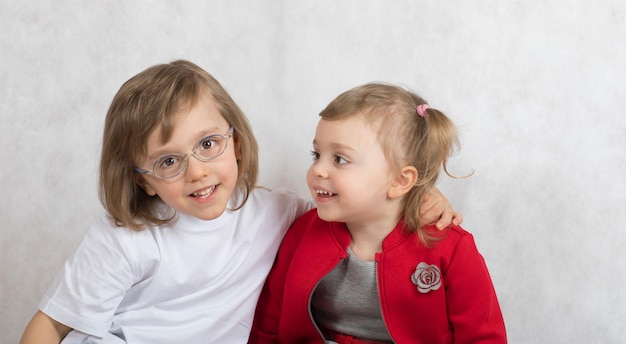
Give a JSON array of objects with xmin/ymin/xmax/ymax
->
[{"xmin": 416, "ymin": 104, "xmax": 430, "ymax": 117}]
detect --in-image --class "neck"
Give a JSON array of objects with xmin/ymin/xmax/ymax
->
[{"xmin": 346, "ymin": 215, "xmax": 400, "ymax": 261}]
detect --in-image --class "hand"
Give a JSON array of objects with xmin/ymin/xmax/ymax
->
[{"xmin": 419, "ymin": 187, "xmax": 463, "ymax": 230}]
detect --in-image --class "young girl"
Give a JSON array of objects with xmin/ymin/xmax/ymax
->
[
  {"xmin": 250, "ymin": 83, "xmax": 507, "ymax": 343},
  {"xmin": 19, "ymin": 62, "xmax": 458, "ymax": 343}
]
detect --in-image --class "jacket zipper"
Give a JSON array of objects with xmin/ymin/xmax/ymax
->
[
  {"xmin": 309, "ymin": 257, "xmax": 345, "ymax": 341},
  {"xmin": 375, "ymin": 253, "xmax": 397, "ymax": 343}
]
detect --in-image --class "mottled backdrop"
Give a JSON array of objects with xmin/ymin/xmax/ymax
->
[{"xmin": 1, "ymin": 1, "xmax": 625, "ymax": 343}]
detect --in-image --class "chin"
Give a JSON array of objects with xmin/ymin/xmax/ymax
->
[
  {"xmin": 191, "ymin": 204, "xmax": 228, "ymax": 221},
  {"xmin": 197, "ymin": 213, "xmax": 222, "ymax": 221},
  {"xmin": 316, "ymin": 209, "xmax": 339, "ymax": 223}
]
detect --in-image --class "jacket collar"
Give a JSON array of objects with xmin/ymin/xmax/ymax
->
[{"xmin": 327, "ymin": 218, "xmax": 426, "ymax": 251}]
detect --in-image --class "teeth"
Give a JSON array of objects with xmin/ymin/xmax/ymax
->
[
  {"xmin": 316, "ymin": 189, "xmax": 335, "ymax": 196},
  {"xmin": 192, "ymin": 186, "xmax": 216, "ymax": 198}
]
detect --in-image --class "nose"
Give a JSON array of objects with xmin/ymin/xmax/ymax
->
[
  {"xmin": 185, "ymin": 154, "xmax": 209, "ymax": 181},
  {"xmin": 309, "ymin": 159, "xmax": 328, "ymax": 179}
]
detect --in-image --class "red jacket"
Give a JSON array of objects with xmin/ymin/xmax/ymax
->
[{"xmin": 250, "ymin": 209, "xmax": 506, "ymax": 344}]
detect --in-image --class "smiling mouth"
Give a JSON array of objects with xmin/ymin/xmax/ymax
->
[
  {"xmin": 316, "ymin": 189, "xmax": 337, "ymax": 197},
  {"xmin": 191, "ymin": 185, "xmax": 217, "ymax": 199}
]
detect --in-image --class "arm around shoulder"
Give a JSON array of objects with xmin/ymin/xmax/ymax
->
[
  {"xmin": 20, "ymin": 310, "xmax": 72, "ymax": 344},
  {"xmin": 419, "ymin": 187, "xmax": 463, "ymax": 229}
]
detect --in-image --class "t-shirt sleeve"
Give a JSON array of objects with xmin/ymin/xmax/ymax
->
[
  {"xmin": 38, "ymin": 213, "xmax": 138, "ymax": 337},
  {"xmin": 297, "ymin": 197, "xmax": 315, "ymax": 218}
]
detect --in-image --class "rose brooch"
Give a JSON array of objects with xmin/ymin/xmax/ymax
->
[{"xmin": 411, "ymin": 262, "xmax": 442, "ymax": 293}]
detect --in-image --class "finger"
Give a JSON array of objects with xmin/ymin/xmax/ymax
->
[
  {"xmin": 435, "ymin": 206, "xmax": 453, "ymax": 230},
  {"xmin": 451, "ymin": 211, "xmax": 463, "ymax": 226},
  {"xmin": 418, "ymin": 200, "xmax": 438, "ymax": 226}
]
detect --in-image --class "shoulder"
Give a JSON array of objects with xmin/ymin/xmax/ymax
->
[
  {"xmin": 83, "ymin": 210, "xmax": 162, "ymax": 269},
  {"xmin": 278, "ymin": 209, "xmax": 347, "ymax": 258},
  {"xmin": 290, "ymin": 208, "xmax": 323, "ymax": 230},
  {"xmin": 446, "ymin": 225, "xmax": 474, "ymax": 242},
  {"xmin": 245, "ymin": 187, "xmax": 313, "ymax": 216},
  {"xmin": 249, "ymin": 186, "xmax": 299, "ymax": 203},
  {"xmin": 92, "ymin": 209, "xmax": 160, "ymax": 241},
  {"xmin": 284, "ymin": 208, "xmax": 343, "ymax": 244},
  {"xmin": 244, "ymin": 187, "xmax": 299, "ymax": 207},
  {"xmin": 411, "ymin": 225, "xmax": 481, "ymax": 260},
  {"xmin": 427, "ymin": 225, "xmax": 486, "ymax": 267},
  {"xmin": 85, "ymin": 210, "xmax": 135, "ymax": 245},
  {"xmin": 222, "ymin": 187, "xmax": 312, "ymax": 238}
]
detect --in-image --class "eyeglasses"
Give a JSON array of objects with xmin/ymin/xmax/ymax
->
[{"xmin": 135, "ymin": 126, "xmax": 234, "ymax": 179}]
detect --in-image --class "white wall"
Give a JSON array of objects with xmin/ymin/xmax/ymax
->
[{"xmin": 2, "ymin": 1, "xmax": 625, "ymax": 343}]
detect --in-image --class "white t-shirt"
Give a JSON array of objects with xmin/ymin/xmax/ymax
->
[{"xmin": 39, "ymin": 187, "xmax": 312, "ymax": 343}]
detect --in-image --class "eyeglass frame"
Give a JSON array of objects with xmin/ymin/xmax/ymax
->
[{"xmin": 134, "ymin": 126, "xmax": 234, "ymax": 179}]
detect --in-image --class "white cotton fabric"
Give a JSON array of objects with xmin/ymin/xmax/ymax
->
[{"xmin": 39, "ymin": 188, "xmax": 312, "ymax": 343}]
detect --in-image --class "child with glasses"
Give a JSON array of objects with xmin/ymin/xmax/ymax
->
[
  {"xmin": 20, "ymin": 61, "xmax": 460, "ymax": 344},
  {"xmin": 250, "ymin": 83, "xmax": 506, "ymax": 343}
]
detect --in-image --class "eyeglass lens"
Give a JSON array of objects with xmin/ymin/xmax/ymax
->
[{"xmin": 153, "ymin": 134, "xmax": 230, "ymax": 178}]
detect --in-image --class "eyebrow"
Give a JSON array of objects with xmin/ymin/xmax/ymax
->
[
  {"xmin": 312, "ymin": 139, "xmax": 360, "ymax": 154},
  {"xmin": 148, "ymin": 126, "xmax": 226, "ymax": 159}
]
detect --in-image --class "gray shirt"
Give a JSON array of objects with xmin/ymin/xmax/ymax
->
[{"xmin": 311, "ymin": 248, "xmax": 393, "ymax": 342}]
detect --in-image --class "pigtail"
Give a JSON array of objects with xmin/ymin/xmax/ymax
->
[
  {"xmin": 404, "ymin": 101, "xmax": 462, "ymax": 247},
  {"xmin": 419, "ymin": 105, "xmax": 460, "ymax": 179}
]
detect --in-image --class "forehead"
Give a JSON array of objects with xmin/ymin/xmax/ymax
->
[
  {"xmin": 146, "ymin": 92, "xmax": 228, "ymax": 153},
  {"xmin": 315, "ymin": 115, "xmax": 381, "ymax": 150}
]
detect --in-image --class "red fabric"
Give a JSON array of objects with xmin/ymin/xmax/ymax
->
[
  {"xmin": 250, "ymin": 209, "xmax": 507, "ymax": 344},
  {"xmin": 331, "ymin": 332, "xmax": 391, "ymax": 344}
]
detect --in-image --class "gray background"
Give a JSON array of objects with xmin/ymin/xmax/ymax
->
[{"xmin": 1, "ymin": 1, "xmax": 625, "ymax": 343}]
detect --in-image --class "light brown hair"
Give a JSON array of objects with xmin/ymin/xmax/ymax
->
[
  {"xmin": 99, "ymin": 60, "xmax": 258, "ymax": 230},
  {"xmin": 319, "ymin": 83, "xmax": 460, "ymax": 246}
]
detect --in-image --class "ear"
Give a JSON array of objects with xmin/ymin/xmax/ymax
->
[
  {"xmin": 134, "ymin": 173, "xmax": 157, "ymax": 196},
  {"xmin": 388, "ymin": 166, "xmax": 418, "ymax": 199}
]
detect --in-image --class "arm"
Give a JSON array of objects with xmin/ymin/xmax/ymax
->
[
  {"xmin": 445, "ymin": 234, "xmax": 507, "ymax": 343},
  {"xmin": 250, "ymin": 212, "xmax": 314, "ymax": 343},
  {"xmin": 25, "ymin": 217, "xmax": 136, "ymax": 342},
  {"xmin": 419, "ymin": 187, "xmax": 463, "ymax": 229},
  {"xmin": 20, "ymin": 311, "xmax": 72, "ymax": 344},
  {"xmin": 249, "ymin": 236, "xmax": 295, "ymax": 343}
]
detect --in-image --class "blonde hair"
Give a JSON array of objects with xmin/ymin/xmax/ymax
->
[
  {"xmin": 319, "ymin": 83, "xmax": 459, "ymax": 246},
  {"xmin": 99, "ymin": 60, "xmax": 258, "ymax": 230}
]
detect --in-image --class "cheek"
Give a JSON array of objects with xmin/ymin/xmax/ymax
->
[
  {"xmin": 305, "ymin": 167, "xmax": 314, "ymax": 185},
  {"xmin": 305, "ymin": 165, "xmax": 321, "ymax": 190},
  {"xmin": 222, "ymin": 150, "xmax": 241, "ymax": 184}
]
